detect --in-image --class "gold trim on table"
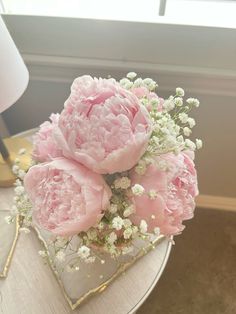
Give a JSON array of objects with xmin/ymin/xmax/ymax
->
[
  {"xmin": 0, "ymin": 212, "xmax": 20, "ymax": 278},
  {"xmin": 34, "ymin": 226, "xmax": 166, "ymax": 310}
]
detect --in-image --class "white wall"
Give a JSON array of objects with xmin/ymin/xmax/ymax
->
[{"xmin": 2, "ymin": 14, "xmax": 236, "ymax": 198}]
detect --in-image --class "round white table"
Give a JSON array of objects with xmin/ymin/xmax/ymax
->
[{"xmin": 0, "ymin": 130, "xmax": 172, "ymax": 314}]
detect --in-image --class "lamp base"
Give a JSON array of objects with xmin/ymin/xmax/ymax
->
[{"xmin": 0, "ymin": 137, "xmax": 32, "ymax": 188}]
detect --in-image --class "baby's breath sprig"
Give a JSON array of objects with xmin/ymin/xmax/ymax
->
[
  {"xmin": 7, "ymin": 149, "xmax": 33, "ymax": 228},
  {"xmin": 142, "ymin": 84, "xmax": 202, "ymax": 160},
  {"xmin": 120, "ymin": 73, "xmax": 158, "ymax": 92}
]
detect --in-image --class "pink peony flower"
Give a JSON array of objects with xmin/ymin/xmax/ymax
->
[
  {"xmin": 32, "ymin": 113, "xmax": 63, "ymax": 162},
  {"xmin": 131, "ymin": 86, "xmax": 150, "ymax": 99},
  {"xmin": 131, "ymin": 86, "xmax": 164, "ymax": 111},
  {"xmin": 55, "ymin": 75, "xmax": 152, "ymax": 174},
  {"xmin": 129, "ymin": 152, "xmax": 198, "ymax": 236},
  {"xmin": 24, "ymin": 158, "xmax": 112, "ymax": 236}
]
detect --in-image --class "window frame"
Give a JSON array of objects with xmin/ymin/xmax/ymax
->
[{"xmin": 2, "ymin": 13, "xmax": 236, "ymax": 98}]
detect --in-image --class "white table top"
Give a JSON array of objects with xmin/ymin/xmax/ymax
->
[{"xmin": 0, "ymin": 130, "xmax": 172, "ymax": 314}]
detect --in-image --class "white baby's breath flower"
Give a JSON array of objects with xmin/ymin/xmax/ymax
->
[
  {"xmin": 122, "ymin": 246, "xmax": 134, "ymax": 255},
  {"xmin": 140, "ymin": 220, "xmax": 148, "ymax": 233},
  {"xmin": 112, "ymin": 216, "xmax": 124, "ymax": 230},
  {"xmin": 120, "ymin": 78, "xmax": 130, "ymax": 87},
  {"xmin": 176, "ymin": 87, "xmax": 185, "ymax": 97},
  {"xmin": 196, "ymin": 139, "xmax": 203, "ymax": 149},
  {"xmin": 107, "ymin": 232, "xmax": 117, "ymax": 244},
  {"xmin": 141, "ymin": 98, "xmax": 149, "ymax": 106},
  {"xmin": 143, "ymin": 78, "xmax": 153, "ymax": 85},
  {"xmin": 12, "ymin": 165, "xmax": 19, "ymax": 175},
  {"xmin": 150, "ymin": 98, "xmax": 160, "ymax": 107},
  {"xmin": 148, "ymin": 190, "xmax": 158, "ymax": 200},
  {"xmin": 56, "ymin": 251, "xmax": 66, "ymax": 262},
  {"xmin": 177, "ymin": 135, "xmax": 184, "ymax": 143},
  {"xmin": 194, "ymin": 99, "xmax": 200, "ymax": 107},
  {"xmin": 154, "ymin": 227, "xmax": 160, "ymax": 235},
  {"xmin": 187, "ymin": 118, "xmax": 196, "ymax": 128},
  {"xmin": 125, "ymin": 81, "xmax": 133, "ymax": 89},
  {"xmin": 179, "ymin": 113, "xmax": 188, "ymax": 124},
  {"xmin": 174, "ymin": 97, "xmax": 183, "ymax": 107},
  {"xmin": 186, "ymin": 97, "xmax": 194, "ymax": 105},
  {"xmin": 18, "ymin": 169, "xmax": 26, "ymax": 180},
  {"xmin": 186, "ymin": 97, "xmax": 200, "ymax": 107},
  {"xmin": 131, "ymin": 184, "xmax": 145, "ymax": 196},
  {"xmin": 14, "ymin": 179, "xmax": 22, "ymax": 186},
  {"xmin": 123, "ymin": 204, "xmax": 136, "ymax": 217},
  {"xmin": 163, "ymin": 99, "xmax": 175, "ymax": 112},
  {"xmin": 78, "ymin": 245, "xmax": 90, "ymax": 259},
  {"xmin": 175, "ymin": 124, "xmax": 181, "ymax": 134},
  {"xmin": 149, "ymin": 82, "xmax": 157, "ymax": 90},
  {"xmin": 114, "ymin": 177, "xmax": 131, "ymax": 190},
  {"xmin": 38, "ymin": 250, "xmax": 47, "ymax": 258},
  {"xmin": 185, "ymin": 139, "xmax": 196, "ymax": 150},
  {"xmin": 143, "ymin": 78, "xmax": 157, "ymax": 91},
  {"xmin": 123, "ymin": 219, "xmax": 132, "ymax": 229},
  {"xmin": 183, "ymin": 127, "xmax": 192, "ymax": 137},
  {"xmin": 14, "ymin": 186, "xmax": 25, "ymax": 196},
  {"xmin": 133, "ymin": 78, "xmax": 143, "ymax": 87},
  {"xmin": 135, "ymin": 160, "xmax": 147, "ymax": 175},
  {"xmin": 123, "ymin": 227, "xmax": 133, "ymax": 239},
  {"xmin": 126, "ymin": 72, "xmax": 137, "ymax": 80},
  {"xmin": 5, "ymin": 216, "xmax": 12, "ymax": 224},
  {"xmin": 109, "ymin": 204, "xmax": 118, "ymax": 214}
]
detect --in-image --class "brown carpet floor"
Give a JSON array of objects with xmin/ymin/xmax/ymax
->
[{"xmin": 138, "ymin": 208, "xmax": 236, "ymax": 314}]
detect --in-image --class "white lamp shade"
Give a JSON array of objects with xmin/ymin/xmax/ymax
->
[{"xmin": 0, "ymin": 15, "xmax": 29, "ymax": 114}]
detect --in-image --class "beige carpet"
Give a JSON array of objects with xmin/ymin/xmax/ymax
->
[{"xmin": 138, "ymin": 208, "xmax": 236, "ymax": 314}]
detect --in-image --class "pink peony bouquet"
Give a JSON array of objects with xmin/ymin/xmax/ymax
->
[{"xmin": 10, "ymin": 72, "xmax": 201, "ymax": 269}]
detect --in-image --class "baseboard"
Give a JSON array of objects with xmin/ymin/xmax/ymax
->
[{"xmin": 196, "ymin": 195, "xmax": 236, "ymax": 212}]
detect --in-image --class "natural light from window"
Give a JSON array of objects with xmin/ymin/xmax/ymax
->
[{"xmin": 1, "ymin": 0, "xmax": 236, "ymax": 28}]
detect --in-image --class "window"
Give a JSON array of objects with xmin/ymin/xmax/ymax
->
[
  {"xmin": 1, "ymin": 0, "xmax": 235, "ymax": 92},
  {"xmin": 1, "ymin": 0, "xmax": 236, "ymax": 28},
  {"xmin": 164, "ymin": 0, "xmax": 236, "ymax": 27},
  {"xmin": 1, "ymin": 0, "xmax": 160, "ymax": 21}
]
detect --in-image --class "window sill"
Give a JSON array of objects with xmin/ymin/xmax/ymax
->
[
  {"xmin": 2, "ymin": 0, "xmax": 236, "ymax": 29},
  {"xmin": 2, "ymin": 13, "xmax": 236, "ymax": 97}
]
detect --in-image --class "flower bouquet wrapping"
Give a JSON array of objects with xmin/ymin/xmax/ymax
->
[{"xmin": 9, "ymin": 73, "xmax": 202, "ymax": 309}]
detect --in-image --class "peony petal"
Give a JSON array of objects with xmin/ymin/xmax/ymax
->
[{"xmin": 24, "ymin": 158, "xmax": 112, "ymax": 236}]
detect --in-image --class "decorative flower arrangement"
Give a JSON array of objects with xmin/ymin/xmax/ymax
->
[{"xmin": 8, "ymin": 73, "xmax": 201, "ymax": 273}]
